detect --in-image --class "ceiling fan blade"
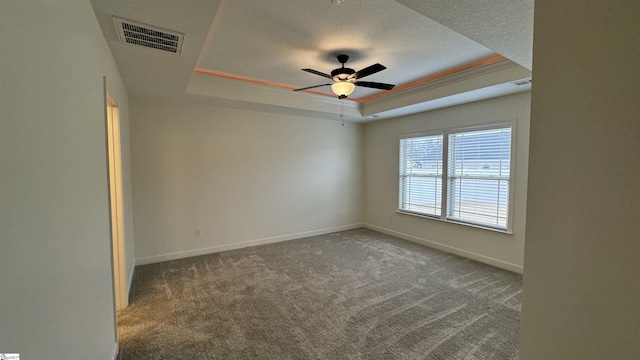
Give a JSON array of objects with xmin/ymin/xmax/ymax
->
[
  {"xmin": 293, "ymin": 83, "xmax": 332, "ymax": 91},
  {"xmin": 355, "ymin": 81, "xmax": 395, "ymax": 90},
  {"xmin": 353, "ymin": 63, "xmax": 386, "ymax": 79},
  {"xmin": 302, "ymin": 68, "xmax": 333, "ymax": 79}
]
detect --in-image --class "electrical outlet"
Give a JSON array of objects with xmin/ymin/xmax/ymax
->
[{"xmin": 195, "ymin": 227, "xmax": 202, "ymax": 237}]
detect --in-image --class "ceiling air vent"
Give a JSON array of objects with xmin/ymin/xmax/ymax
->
[{"xmin": 113, "ymin": 17, "xmax": 184, "ymax": 55}]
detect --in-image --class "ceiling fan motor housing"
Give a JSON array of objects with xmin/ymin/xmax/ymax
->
[
  {"xmin": 331, "ymin": 67, "xmax": 355, "ymax": 81},
  {"xmin": 332, "ymin": 54, "xmax": 356, "ymax": 81}
]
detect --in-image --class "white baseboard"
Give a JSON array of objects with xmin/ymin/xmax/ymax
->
[
  {"xmin": 364, "ymin": 224, "xmax": 523, "ymax": 274},
  {"xmin": 135, "ymin": 223, "xmax": 364, "ymax": 266},
  {"xmin": 111, "ymin": 343, "xmax": 119, "ymax": 360},
  {"xmin": 126, "ymin": 262, "xmax": 135, "ymax": 301}
]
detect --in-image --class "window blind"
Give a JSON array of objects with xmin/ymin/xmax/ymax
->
[
  {"xmin": 447, "ymin": 127, "xmax": 512, "ymax": 228},
  {"xmin": 399, "ymin": 134, "xmax": 443, "ymax": 217}
]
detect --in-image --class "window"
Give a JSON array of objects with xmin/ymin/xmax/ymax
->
[
  {"xmin": 399, "ymin": 124, "xmax": 514, "ymax": 231},
  {"xmin": 399, "ymin": 134, "xmax": 444, "ymax": 217}
]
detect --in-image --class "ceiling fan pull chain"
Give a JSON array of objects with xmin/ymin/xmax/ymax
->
[{"xmin": 340, "ymin": 98, "xmax": 344, "ymax": 126}]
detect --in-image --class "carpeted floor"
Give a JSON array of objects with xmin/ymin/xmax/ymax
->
[{"xmin": 117, "ymin": 228, "xmax": 522, "ymax": 359}]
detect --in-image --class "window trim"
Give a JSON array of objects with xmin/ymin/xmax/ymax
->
[
  {"xmin": 398, "ymin": 132, "xmax": 444, "ymax": 218},
  {"xmin": 398, "ymin": 120, "xmax": 517, "ymax": 233}
]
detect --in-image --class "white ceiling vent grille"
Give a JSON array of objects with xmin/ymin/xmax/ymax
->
[{"xmin": 113, "ymin": 17, "xmax": 184, "ymax": 55}]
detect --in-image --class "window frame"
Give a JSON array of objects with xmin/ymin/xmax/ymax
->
[
  {"xmin": 398, "ymin": 120, "xmax": 517, "ymax": 233},
  {"xmin": 398, "ymin": 132, "xmax": 444, "ymax": 218}
]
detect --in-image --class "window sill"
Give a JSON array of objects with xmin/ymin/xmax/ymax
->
[{"xmin": 396, "ymin": 210, "xmax": 513, "ymax": 235}]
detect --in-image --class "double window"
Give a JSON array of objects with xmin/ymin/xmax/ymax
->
[{"xmin": 399, "ymin": 123, "xmax": 514, "ymax": 231}]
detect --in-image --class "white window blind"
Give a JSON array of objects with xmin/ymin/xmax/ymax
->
[
  {"xmin": 399, "ymin": 124, "xmax": 514, "ymax": 231},
  {"xmin": 399, "ymin": 134, "xmax": 443, "ymax": 217},
  {"xmin": 447, "ymin": 127, "xmax": 512, "ymax": 229}
]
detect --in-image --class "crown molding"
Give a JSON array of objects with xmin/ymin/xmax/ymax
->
[
  {"xmin": 187, "ymin": 72, "xmax": 361, "ymax": 118},
  {"xmin": 360, "ymin": 59, "xmax": 531, "ymax": 117},
  {"xmin": 186, "ymin": 59, "xmax": 531, "ymax": 122}
]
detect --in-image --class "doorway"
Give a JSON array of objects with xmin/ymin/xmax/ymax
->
[{"xmin": 106, "ymin": 89, "xmax": 127, "ymax": 314}]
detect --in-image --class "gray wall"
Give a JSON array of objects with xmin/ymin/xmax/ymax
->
[
  {"xmin": 130, "ymin": 98, "xmax": 363, "ymax": 263},
  {"xmin": 520, "ymin": 1, "xmax": 640, "ymax": 358},
  {"xmin": 363, "ymin": 92, "xmax": 530, "ymax": 272},
  {"xmin": 0, "ymin": 1, "xmax": 133, "ymax": 358}
]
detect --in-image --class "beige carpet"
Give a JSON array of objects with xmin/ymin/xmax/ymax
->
[{"xmin": 118, "ymin": 228, "xmax": 522, "ymax": 359}]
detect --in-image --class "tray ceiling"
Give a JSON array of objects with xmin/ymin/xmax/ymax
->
[{"xmin": 91, "ymin": 0, "xmax": 533, "ymax": 121}]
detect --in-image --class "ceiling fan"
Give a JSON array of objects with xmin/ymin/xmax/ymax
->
[{"xmin": 293, "ymin": 54, "xmax": 395, "ymax": 99}]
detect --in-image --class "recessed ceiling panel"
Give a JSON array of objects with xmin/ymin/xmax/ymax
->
[
  {"xmin": 196, "ymin": 0, "xmax": 496, "ymax": 99},
  {"xmin": 92, "ymin": 0, "xmax": 531, "ymax": 120}
]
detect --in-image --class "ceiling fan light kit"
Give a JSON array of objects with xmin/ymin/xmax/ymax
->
[
  {"xmin": 294, "ymin": 54, "xmax": 395, "ymax": 99},
  {"xmin": 331, "ymin": 81, "xmax": 356, "ymax": 98}
]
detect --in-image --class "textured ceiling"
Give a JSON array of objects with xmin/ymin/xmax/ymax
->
[
  {"xmin": 396, "ymin": 0, "xmax": 534, "ymax": 69},
  {"xmin": 195, "ymin": 0, "xmax": 496, "ymax": 99},
  {"xmin": 91, "ymin": 0, "xmax": 533, "ymax": 121}
]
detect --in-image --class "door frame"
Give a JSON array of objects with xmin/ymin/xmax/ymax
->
[{"xmin": 104, "ymin": 80, "xmax": 127, "ymax": 325}]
